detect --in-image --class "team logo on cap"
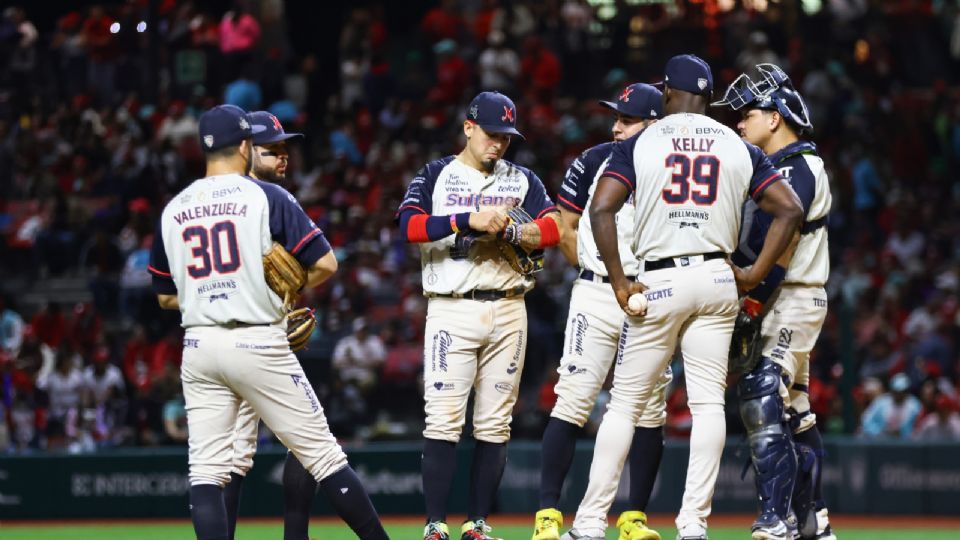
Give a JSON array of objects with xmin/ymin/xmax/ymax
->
[
  {"xmin": 270, "ymin": 115, "xmax": 282, "ymax": 130},
  {"xmin": 698, "ymin": 78, "xmax": 708, "ymax": 90},
  {"xmin": 469, "ymin": 105, "xmax": 479, "ymax": 119},
  {"xmin": 619, "ymin": 87, "xmax": 634, "ymax": 102},
  {"xmin": 204, "ymin": 135, "xmax": 214, "ymax": 148},
  {"xmin": 239, "ymin": 118, "xmax": 250, "ymax": 130},
  {"xmin": 501, "ymin": 106, "xmax": 514, "ymax": 123},
  {"xmin": 650, "ymin": 109, "xmax": 658, "ymax": 117}
]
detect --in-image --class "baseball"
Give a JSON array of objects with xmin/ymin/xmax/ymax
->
[{"xmin": 628, "ymin": 293, "xmax": 648, "ymax": 314}]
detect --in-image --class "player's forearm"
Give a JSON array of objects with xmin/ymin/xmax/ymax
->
[
  {"xmin": 399, "ymin": 211, "xmax": 471, "ymax": 243},
  {"xmin": 591, "ymin": 210, "xmax": 627, "ymax": 287},
  {"xmin": 751, "ymin": 213, "xmax": 801, "ymax": 286},
  {"xmin": 305, "ymin": 250, "xmax": 338, "ymax": 289},
  {"xmin": 512, "ymin": 213, "xmax": 561, "ymax": 251}
]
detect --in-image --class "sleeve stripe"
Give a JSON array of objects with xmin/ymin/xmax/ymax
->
[
  {"xmin": 751, "ymin": 173, "xmax": 781, "ymax": 199},
  {"xmin": 291, "ymin": 228, "xmax": 322, "ymax": 254},
  {"xmin": 148, "ymin": 265, "xmax": 171, "ymax": 277},
  {"xmin": 536, "ymin": 205, "xmax": 558, "ymax": 219},
  {"xmin": 397, "ymin": 205, "xmax": 428, "ymax": 215},
  {"xmin": 604, "ymin": 170, "xmax": 634, "ymax": 190},
  {"xmin": 557, "ymin": 195, "xmax": 584, "ymax": 213}
]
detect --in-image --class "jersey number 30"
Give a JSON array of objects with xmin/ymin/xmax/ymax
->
[
  {"xmin": 183, "ymin": 221, "xmax": 240, "ymax": 278},
  {"xmin": 662, "ymin": 154, "xmax": 719, "ymax": 205}
]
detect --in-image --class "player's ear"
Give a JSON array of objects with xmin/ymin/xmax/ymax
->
[
  {"xmin": 464, "ymin": 120, "xmax": 474, "ymax": 139},
  {"xmin": 768, "ymin": 111, "xmax": 783, "ymax": 131}
]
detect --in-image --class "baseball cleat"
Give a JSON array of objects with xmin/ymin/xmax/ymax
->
[
  {"xmin": 814, "ymin": 509, "xmax": 836, "ymax": 540},
  {"xmin": 461, "ymin": 519, "xmax": 503, "ymax": 540},
  {"xmin": 617, "ymin": 511, "xmax": 661, "ymax": 540},
  {"xmin": 750, "ymin": 512, "xmax": 791, "ymax": 540},
  {"xmin": 559, "ymin": 528, "xmax": 605, "ymax": 540},
  {"xmin": 784, "ymin": 512, "xmax": 799, "ymax": 539},
  {"xmin": 424, "ymin": 521, "xmax": 450, "ymax": 540},
  {"xmin": 532, "ymin": 508, "xmax": 563, "ymax": 540},
  {"xmin": 676, "ymin": 522, "xmax": 708, "ymax": 540}
]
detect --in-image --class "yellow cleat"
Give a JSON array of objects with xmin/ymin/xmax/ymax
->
[
  {"xmin": 532, "ymin": 508, "xmax": 564, "ymax": 540},
  {"xmin": 617, "ymin": 511, "xmax": 661, "ymax": 540}
]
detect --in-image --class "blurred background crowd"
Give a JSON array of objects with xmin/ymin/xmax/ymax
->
[{"xmin": 2, "ymin": 0, "xmax": 960, "ymax": 454}]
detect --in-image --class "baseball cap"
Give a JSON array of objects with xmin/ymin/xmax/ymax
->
[
  {"xmin": 198, "ymin": 104, "xmax": 253, "ymax": 152},
  {"xmin": 466, "ymin": 91, "xmax": 524, "ymax": 140},
  {"xmin": 656, "ymin": 54, "xmax": 714, "ymax": 96},
  {"xmin": 248, "ymin": 111, "xmax": 303, "ymax": 145},
  {"xmin": 599, "ymin": 83, "xmax": 663, "ymax": 119}
]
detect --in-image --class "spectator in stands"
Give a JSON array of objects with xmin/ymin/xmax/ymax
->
[
  {"xmin": 478, "ymin": 30, "xmax": 520, "ymax": 94},
  {"xmin": 913, "ymin": 394, "xmax": 960, "ymax": 441},
  {"xmin": 36, "ymin": 349, "xmax": 85, "ymax": 449},
  {"xmin": 81, "ymin": 346, "xmax": 126, "ymax": 444},
  {"xmin": 332, "ymin": 317, "xmax": 385, "ymax": 394},
  {"xmin": 219, "ymin": 2, "xmax": 261, "ymax": 81},
  {"xmin": 155, "ymin": 101, "xmax": 198, "ymax": 147},
  {"xmin": 860, "ymin": 373, "xmax": 923, "ymax": 438},
  {"xmin": 0, "ymin": 294, "xmax": 24, "ymax": 357},
  {"xmin": 162, "ymin": 389, "xmax": 188, "ymax": 444}
]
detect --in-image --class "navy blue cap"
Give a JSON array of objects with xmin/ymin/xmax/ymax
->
[
  {"xmin": 657, "ymin": 54, "xmax": 714, "ymax": 96},
  {"xmin": 198, "ymin": 104, "xmax": 253, "ymax": 152},
  {"xmin": 466, "ymin": 91, "xmax": 524, "ymax": 140},
  {"xmin": 599, "ymin": 83, "xmax": 663, "ymax": 119},
  {"xmin": 248, "ymin": 111, "xmax": 304, "ymax": 145}
]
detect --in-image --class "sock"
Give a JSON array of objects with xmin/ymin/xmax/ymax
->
[
  {"xmin": 422, "ymin": 438, "xmax": 457, "ymax": 522},
  {"xmin": 189, "ymin": 484, "xmax": 228, "ymax": 540},
  {"xmin": 223, "ymin": 473, "xmax": 244, "ymax": 540},
  {"xmin": 539, "ymin": 417, "xmax": 581, "ymax": 509},
  {"xmin": 318, "ymin": 466, "xmax": 389, "ymax": 540},
  {"xmin": 283, "ymin": 452, "xmax": 318, "ymax": 540},
  {"xmin": 467, "ymin": 440, "xmax": 507, "ymax": 522},
  {"xmin": 793, "ymin": 425, "xmax": 826, "ymax": 507},
  {"xmin": 628, "ymin": 426, "xmax": 664, "ymax": 511}
]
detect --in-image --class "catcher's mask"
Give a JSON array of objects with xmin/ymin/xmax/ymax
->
[{"xmin": 712, "ymin": 63, "xmax": 813, "ymax": 135}]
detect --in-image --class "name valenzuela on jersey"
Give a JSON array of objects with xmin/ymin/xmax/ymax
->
[{"xmin": 171, "ymin": 202, "xmax": 249, "ymax": 225}]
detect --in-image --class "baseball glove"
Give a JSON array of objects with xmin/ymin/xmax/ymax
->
[
  {"xmin": 449, "ymin": 230, "xmax": 485, "ymax": 260},
  {"xmin": 728, "ymin": 309, "xmax": 763, "ymax": 374},
  {"xmin": 286, "ymin": 307, "xmax": 316, "ymax": 352},
  {"xmin": 262, "ymin": 241, "xmax": 306, "ymax": 309},
  {"xmin": 499, "ymin": 207, "xmax": 545, "ymax": 276}
]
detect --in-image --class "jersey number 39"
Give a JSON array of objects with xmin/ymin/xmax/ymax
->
[
  {"xmin": 662, "ymin": 154, "xmax": 719, "ymax": 205},
  {"xmin": 183, "ymin": 221, "xmax": 241, "ymax": 278}
]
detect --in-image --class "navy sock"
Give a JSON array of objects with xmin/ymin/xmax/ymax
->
[
  {"xmin": 283, "ymin": 452, "xmax": 318, "ymax": 540},
  {"xmin": 467, "ymin": 440, "xmax": 507, "ymax": 522},
  {"xmin": 222, "ymin": 472, "xmax": 244, "ymax": 540},
  {"xmin": 628, "ymin": 426, "xmax": 664, "ymax": 511},
  {"xmin": 538, "ymin": 418, "xmax": 581, "ymax": 509},
  {"xmin": 422, "ymin": 438, "xmax": 458, "ymax": 523},
  {"xmin": 189, "ymin": 484, "xmax": 228, "ymax": 540},
  {"xmin": 793, "ymin": 425, "xmax": 826, "ymax": 507},
  {"xmin": 318, "ymin": 466, "xmax": 388, "ymax": 540}
]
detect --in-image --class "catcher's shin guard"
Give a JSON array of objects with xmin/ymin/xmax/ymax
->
[
  {"xmin": 791, "ymin": 442, "xmax": 819, "ymax": 539},
  {"xmin": 738, "ymin": 358, "xmax": 797, "ymax": 526}
]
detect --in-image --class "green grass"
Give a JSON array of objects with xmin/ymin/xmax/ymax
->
[{"xmin": 2, "ymin": 523, "xmax": 959, "ymax": 540}]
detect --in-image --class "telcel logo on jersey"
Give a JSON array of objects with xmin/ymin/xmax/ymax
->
[{"xmin": 445, "ymin": 193, "xmax": 520, "ymax": 208}]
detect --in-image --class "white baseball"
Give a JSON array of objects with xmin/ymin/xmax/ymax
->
[{"xmin": 628, "ymin": 293, "xmax": 647, "ymax": 314}]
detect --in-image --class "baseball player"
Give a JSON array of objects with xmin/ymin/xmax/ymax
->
[
  {"xmin": 222, "ymin": 111, "xmax": 323, "ymax": 540},
  {"xmin": 533, "ymin": 83, "xmax": 670, "ymax": 540},
  {"xmin": 395, "ymin": 91, "xmax": 563, "ymax": 540},
  {"xmin": 148, "ymin": 104, "xmax": 388, "ymax": 540},
  {"xmin": 564, "ymin": 54, "xmax": 803, "ymax": 540},
  {"xmin": 714, "ymin": 64, "xmax": 836, "ymax": 540}
]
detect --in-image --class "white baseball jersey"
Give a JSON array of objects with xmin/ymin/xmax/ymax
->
[
  {"xmin": 601, "ymin": 113, "xmax": 782, "ymax": 261},
  {"xmin": 559, "ymin": 142, "xmax": 639, "ymax": 276},
  {"xmin": 396, "ymin": 156, "xmax": 556, "ymax": 294},
  {"xmin": 732, "ymin": 141, "xmax": 831, "ymax": 285},
  {"xmin": 149, "ymin": 173, "xmax": 331, "ymax": 327}
]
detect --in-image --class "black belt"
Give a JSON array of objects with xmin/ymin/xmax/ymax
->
[
  {"xmin": 223, "ymin": 321, "xmax": 272, "ymax": 328},
  {"xmin": 427, "ymin": 286, "xmax": 527, "ymax": 301},
  {"xmin": 800, "ymin": 215, "xmax": 828, "ymax": 235},
  {"xmin": 578, "ymin": 270, "xmax": 637, "ymax": 284},
  {"xmin": 643, "ymin": 251, "xmax": 726, "ymax": 272}
]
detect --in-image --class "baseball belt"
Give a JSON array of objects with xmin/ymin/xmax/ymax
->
[
  {"xmin": 642, "ymin": 251, "xmax": 726, "ymax": 272},
  {"xmin": 425, "ymin": 286, "xmax": 528, "ymax": 301},
  {"xmin": 578, "ymin": 270, "xmax": 638, "ymax": 284}
]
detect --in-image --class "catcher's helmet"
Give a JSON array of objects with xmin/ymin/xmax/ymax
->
[{"xmin": 712, "ymin": 63, "xmax": 813, "ymax": 134}]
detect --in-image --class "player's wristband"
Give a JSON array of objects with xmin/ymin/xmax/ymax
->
[
  {"xmin": 742, "ymin": 297, "xmax": 764, "ymax": 318},
  {"xmin": 450, "ymin": 214, "xmax": 459, "ymax": 233},
  {"xmin": 746, "ymin": 264, "xmax": 787, "ymax": 305},
  {"xmin": 534, "ymin": 216, "xmax": 560, "ymax": 248}
]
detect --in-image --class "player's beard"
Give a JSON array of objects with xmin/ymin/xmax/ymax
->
[
  {"xmin": 480, "ymin": 157, "xmax": 497, "ymax": 173},
  {"xmin": 253, "ymin": 163, "xmax": 283, "ymax": 183},
  {"xmin": 243, "ymin": 144, "xmax": 253, "ymax": 176}
]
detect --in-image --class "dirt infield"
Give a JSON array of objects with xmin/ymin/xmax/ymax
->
[{"xmin": 4, "ymin": 514, "xmax": 960, "ymax": 529}]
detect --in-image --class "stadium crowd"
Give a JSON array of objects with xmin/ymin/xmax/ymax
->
[{"xmin": 2, "ymin": 0, "xmax": 960, "ymax": 453}]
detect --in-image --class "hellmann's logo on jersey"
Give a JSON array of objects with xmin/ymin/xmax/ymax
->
[
  {"xmin": 445, "ymin": 194, "xmax": 520, "ymax": 208},
  {"xmin": 172, "ymin": 203, "xmax": 248, "ymax": 225},
  {"xmin": 667, "ymin": 209, "xmax": 710, "ymax": 228}
]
